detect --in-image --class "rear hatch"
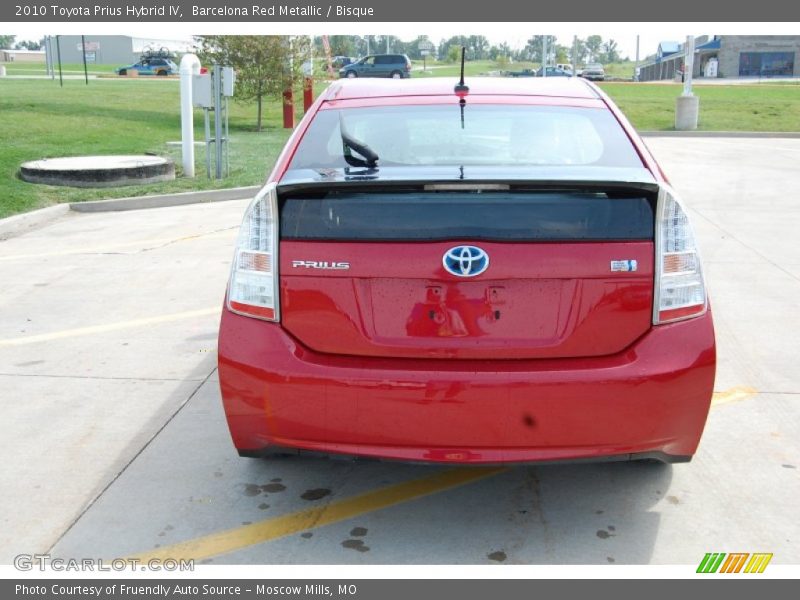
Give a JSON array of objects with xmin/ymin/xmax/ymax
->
[{"xmin": 277, "ymin": 180, "xmax": 657, "ymax": 360}]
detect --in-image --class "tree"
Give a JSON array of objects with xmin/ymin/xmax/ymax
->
[
  {"xmin": 466, "ymin": 35, "xmax": 490, "ymax": 60},
  {"xmin": 599, "ymin": 39, "xmax": 620, "ymax": 64},
  {"xmin": 490, "ymin": 42, "xmax": 512, "ymax": 61},
  {"xmin": 0, "ymin": 35, "xmax": 15, "ymax": 49},
  {"xmin": 15, "ymin": 39, "xmax": 42, "ymax": 50},
  {"xmin": 572, "ymin": 39, "xmax": 589, "ymax": 64},
  {"xmin": 323, "ymin": 35, "xmax": 356, "ymax": 57},
  {"xmin": 585, "ymin": 35, "xmax": 603, "ymax": 62},
  {"xmin": 196, "ymin": 36, "xmax": 310, "ymax": 132},
  {"xmin": 523, "ymin": 35, "xmax": 557, "ymax": 64},
  {"xmin": 445, "ymin": 45, "xmax": 461, "ymax": 63}
]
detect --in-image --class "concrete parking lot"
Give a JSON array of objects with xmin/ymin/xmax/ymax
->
[{"xmin": 1, "ymin": 137, "xmax": 798, "ymax": 565}]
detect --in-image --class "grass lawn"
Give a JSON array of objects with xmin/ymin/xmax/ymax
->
[
  {"xmin": 1, "ymin": 61, "xmax": 117, "ymax": 75},
  {"xmin": 412, "ymin": 59, "xmax": 537, "ymax": 78},
  {"xmin": 1, "ymin": 67, "xmax": 799, "ymax": 218},
  {"xmin": 0, "ymin": 76, "xmax": 306, "ymax": 218},
  {"xmin": 599, "ymin": 83, "xmax": 800, "ymax": 131}
]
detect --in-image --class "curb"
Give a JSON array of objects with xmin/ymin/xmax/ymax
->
[
  {"xmin": 69, "ymin": 186, "xmax": 261, "ymax": 213},
  {"xmin": 640, "ymin": 131, "xmax": 800, "ymax": 138},
  {"xmin": 0, "ymin": 204, "xmax": 71, "ymax": 241}
]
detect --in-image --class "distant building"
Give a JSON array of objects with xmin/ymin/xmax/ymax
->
[
  {"xmin": 638, "ymin": 35, "xmax": 799, "ymax": 81},
  {"xmin": 1, "ymin": 49, "xmax": 46, "ymax": 62},
  {"xmin": 657, "ymin": 41, "xmax": 682, "ymax": 61},
  {"xmin": 45, "ymin": 35, "xmax": 194, "ymax": 66}
]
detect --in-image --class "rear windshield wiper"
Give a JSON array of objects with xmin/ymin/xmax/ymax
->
[{"xmin": 339, "ymin": 113, "xmax": 379, "ymax": 168}]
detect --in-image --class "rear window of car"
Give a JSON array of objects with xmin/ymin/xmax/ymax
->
[
  {"xmin": 374, "ymin": 55, "xmax": 400, "ymax": 65},
  {"xmin": 280, "ymin": 191, "xmax": 654, "ymax": 242},
  {"xmin": 288, "ymin": 105, "xmax": 643, "ymax": 169}
]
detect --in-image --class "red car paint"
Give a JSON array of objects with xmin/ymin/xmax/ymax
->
[{"xmin": 220, "ymin": 77, "xmax": 716, "ymax": 464}]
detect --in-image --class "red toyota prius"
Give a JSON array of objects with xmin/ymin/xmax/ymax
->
[{"xmin": 218, "ymin": 76, "xmax": 716, "ymax": 464}]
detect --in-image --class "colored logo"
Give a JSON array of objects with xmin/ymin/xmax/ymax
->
[
  {"xmin": 442, "ymin": 246, "xmax": 489, "ymax": 278},
  {"xmin": 697, "ymin": 552, "xmax": 773, "ymax": 573}
]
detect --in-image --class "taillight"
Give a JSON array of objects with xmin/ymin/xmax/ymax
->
[
  {"xmin": 227, "ymin": 183, "xmax": 280, "ymax": 321},
  {"xmin": 653, "ymin": 185, "xmax": 707, "ymax": 324}
]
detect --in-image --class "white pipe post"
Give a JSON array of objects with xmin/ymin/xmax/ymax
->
[
  {"xmin": 675, "ymin": 36, "xmax": 699, "ymax": 130},
  {"xmin": 180, "ymin": 54, "xmax": 201, "ymax": 178}
]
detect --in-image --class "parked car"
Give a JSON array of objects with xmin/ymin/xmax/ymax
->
[
  {"xmin": 339, "ymin": 54, "xmax": 412, "ymax": 79},
  {"xmin": 506, "ymin": 68, "xmax": 536, "ymax": 77},
  {"xmin": 219, "ymin": 77, "xmax": 716, "ymax": 465},
  {"xmin": 580, "ymin": 63, "xmax": 606, "ymax": 81},
  {"xmin": 116, "ymin": 53, "xmax": 177, "ymax": 76},
  {"xmin": 555, "ymin": 63, "xmax": 574, "ymax": 74},
  {"xmin": 535, "ymin": 66, "xmax": 572, "ymax": 77}
]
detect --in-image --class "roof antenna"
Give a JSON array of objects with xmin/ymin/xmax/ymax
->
[
  {"xmin": 454, "ymin": 46, "xmax": 469, "ymax": 94},
  {"xmin": 454, "ymin": 46, "xmax": 468, "ymax": 129}
]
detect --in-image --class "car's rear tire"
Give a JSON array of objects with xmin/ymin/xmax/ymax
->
[
  {"xmin": 118, "ymin": 69, "xmax": 127, "ymax": 76},
  {"xmin": 390, "ymin": 70, "xmax": 403, "ymax": 79},
  {"xmin": 346, "ymin": 71, "xmax": 357, "ymax": 79},
  {"xmin": 157, "ymin": 70, "xmax": 168, "ymax": 76}
]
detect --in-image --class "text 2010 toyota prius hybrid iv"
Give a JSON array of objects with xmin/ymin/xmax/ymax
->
[{"xmin": 218, "ymin": 76, "xmax": 716, "ymax": 465}]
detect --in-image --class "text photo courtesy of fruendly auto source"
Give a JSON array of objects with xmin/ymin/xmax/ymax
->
[{"xmin": 0, "ymin": 32, "xmax": 798, "ymax": 567}]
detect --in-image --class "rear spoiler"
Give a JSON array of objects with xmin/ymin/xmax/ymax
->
[{"xmin": 275, "ymin": 166, "xmax": 660, "ymax": 196}]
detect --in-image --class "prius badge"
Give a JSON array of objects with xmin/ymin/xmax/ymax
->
[{"xmin": 292, "ymin": 260, "xmax": 350, "ymax": 270}]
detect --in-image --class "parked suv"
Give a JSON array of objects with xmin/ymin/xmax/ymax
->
[
  {"xmin": 219, "ymin": 77, "xmax": 715, "ymax": 465},
  {"xmin": 339, "ymin": 54, "xmax": 412, "ymax": 79}
]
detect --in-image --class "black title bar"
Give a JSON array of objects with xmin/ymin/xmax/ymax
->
[{"xmin": 4, "ymin": 0, "xmax": 800, "ymax": 22}]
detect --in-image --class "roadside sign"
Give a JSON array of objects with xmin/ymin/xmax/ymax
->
[{"xmin": 418, "ymin": 39, "xmax": 434, "ymax": 71}]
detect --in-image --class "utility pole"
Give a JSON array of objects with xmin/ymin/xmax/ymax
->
[
  {"xmin": 634, "ymin": 35, "xmax": 640, "ymax": 81},
  {"xmin": 572, "ymin": 35, "xmax": 578, "ymax": 76},
  {"xmin": 44, "ymin": 36, "xmax": 52, "ymax": 78},
  {"xmin": 542, "ymin": 36, "xmax": 548, "ymax": 77},
  {"xmin": 386, "ymin": 36, "xmax": 390, "ymax": 53}
]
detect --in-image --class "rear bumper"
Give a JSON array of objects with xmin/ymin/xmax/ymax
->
[{"xmin": 218, "ymin": 309, "xmax": 715, "ymax": 464}]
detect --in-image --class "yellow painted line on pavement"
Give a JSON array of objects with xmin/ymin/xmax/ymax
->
[
  {"xmin": 0, "ymin": 307, "xmax": 220, "ymax": 347},
  {"xmin": 711, "ymin": 386, "xmax": 758, "ymax": 407},
  {"xmin": 132, "ymin": 467, "xmax": 507, "ymax": 562},
  {"xmin": 0, "ymin": 230, "xmax": 236, "ymax": 261}
]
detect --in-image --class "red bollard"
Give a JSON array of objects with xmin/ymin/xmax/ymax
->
[
  {"xmin": 282, "ymin": 88, "xmax": 294, "ymax": 129},
  {"xmin": 303, "ymin": 77, "xmax": 314, "ymax": 113}
]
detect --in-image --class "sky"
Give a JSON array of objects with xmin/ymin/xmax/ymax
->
[{"xmin": 4, "ymin": 23, "xmax": 795, "ymax": 61}]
